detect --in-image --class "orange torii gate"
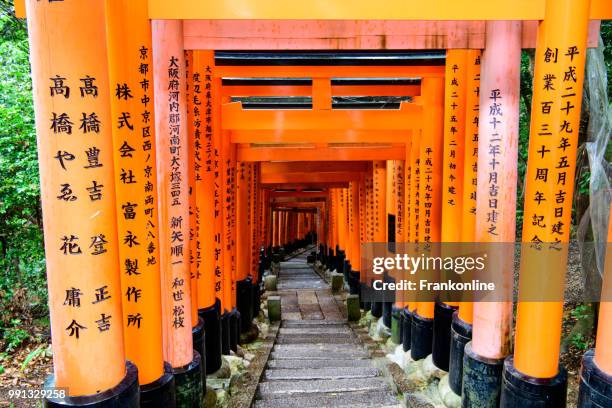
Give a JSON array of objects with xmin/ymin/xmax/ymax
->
[{"xmin": 17, "ymin": 0, "xmax": 612, "ymax": 407}]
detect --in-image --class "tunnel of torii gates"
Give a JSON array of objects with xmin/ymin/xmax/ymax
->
[{"xmin": 13, "ymin": 0, "xmax": 612, "ymax": 407}]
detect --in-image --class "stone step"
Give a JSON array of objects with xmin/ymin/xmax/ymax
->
[
  {"xmin": 270, "ymin": 348, "xmax": 369, "ymax": 360},
  {"xmin": 282, "ymin": 319, "xmax": 347, "ymax": 327},
  {"xmin": 279, "ymin": 327, "xmax": 352, "ymax": 335},
  {"xmin": 264, "ymin": 367, "xmax": 380, "ymax": 380},
  {"xmin": 278, "ymin": 283, "xmax": 328, "ymax": 290},
  {"xmin": 275, "ymin": 336, "xmax": 358, "ymax": 345},
  {"xmin": 257, "ymin": 377, "xmax": 391, "ymax": 397},
  {"xmin": 273, "ymin": 342, "xmax": 363, "ymax": 351},
  {"xmin": 267, "ymin": 358, "xmax": 374, "ymax": 369},
  {"xmin": 253, "ymin": 390, "xmax": 401, "ymax": 408},
  {"xmin": 279, "ymin": 272, "xmax": 318, "ymax": 277}
]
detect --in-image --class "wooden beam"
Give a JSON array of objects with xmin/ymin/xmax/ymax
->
[
  {"xmin": 264, "ymin": 182, "xmax": 350, "ymax": 189},
  {"xmin": 223, "ymin": 101, "xmax": 421, "ymax": 132},
  {"xmin": 214, "ymin": 65, "xmax": 444, "ymax": 79},
  {"xmin": 261, "ymin": 161, "xmax": 369, "ymax": 174},
  {"xmin": 230, "ymin": 129, "xmax": 414, "ymax": 144},
  {"xmin": 237, "ymin": 144, "xmax": 406, "ymax": 161},
  {"xmin": 221, "ymin": 84, "xmax": 420, "ymax": 97},
  {"xmin": 183, "ymin": 19, "xmax": 600, "ymax": 50},
  {"xmin": 270, "ymin": 191, "xmax": 328, "ymax": 199},
  {"xmin": 149, "ymin": 0, "xmax": 611, "ymax": 20},
  {"xmin": 261, "ymin": 171, "xmax": 362, "ymax": 184}
]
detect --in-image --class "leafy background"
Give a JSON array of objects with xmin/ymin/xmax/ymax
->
[{"xmin": 0, "ymin": 1, "xmax": 610, "ymax": 390}]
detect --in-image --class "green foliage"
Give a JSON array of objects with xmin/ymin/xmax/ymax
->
[
  {"xmin": 3, "ymin": 319, "xmax": 29, "ymax": 352},
  {"xmin": 570, "ymin": 304, "xmax": 592, "ymax": 321},
  {"xmin": 0, "ymin": 9, "xmax": 47, "ymax": 350},
  {"xmin": 569, "ymin": 332, "xmax": 590, "ymax": 351}
]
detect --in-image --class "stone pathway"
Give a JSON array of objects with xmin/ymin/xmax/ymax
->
[{"xmin": 254, "ymin": 250, "xmax": 401, "ymax": 408}]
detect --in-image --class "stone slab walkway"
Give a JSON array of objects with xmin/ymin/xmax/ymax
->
[{"xmin": 254, "ymin": 250, "xmax": 401, "ymax": 408}]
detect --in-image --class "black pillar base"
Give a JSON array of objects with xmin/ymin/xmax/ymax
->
[
  {"xmin": 578, "ymin": 349, "xmax": 612, "ymax": 408},
  {"xmin": 448, "ymin": 312, "xmax": 472, "ymax": 396},
  {"xmin": 432, "ymin": 301, "xmax": 458, "ymax": 372},
  {"xmin": 410, "ymin": 313, "xmax": 433, "ymax": 361},
  {"xmin": 398, "ymin": 306, "xmax": 404, "ymax": 345},
  {"xmin": 363, "ymin": 301, "xmax": 371, "ymax": 312},
  {"xmin": 220, "ymin": 311, "xmax": 231, "ymax": 355},
  {"xmin": 192, "ymin": 317, "xmax": 205, "ymax": 370},
  {"xmin": 237, "ymin": 278, "xmax": 254, "ymax": 332},
  {"xmin": 401, "ymin": 308, "xmax": 412, "ymax": 352},
  {"xmin": 140, "ymin": 362, "xmax": 176, "ymax": 408},
  {"xmin": 371, "ymin": 301, "xmax": 383, "ymax": 318},
  {"xmin": 461, "ymin": 342, "xmax": 504, "ymax": 408},
  {"xmin": 391, "ymin": 305, "xmax": 402, "ymax": 344},
  {"xmin": 343, "ymin": 259, "xmax": 350, "ymax": 282},
  {"xmin": 44, "ymin": 361, "xmax": 139, "ymax": 408},
  {"xmin": 349, "ymin": 271, "xmax": 360, "ymax": 295},
  {"xmin": 500, "ymin": 355, "xmax": 567, "ymax": 408},
  {"xmin": 382, "ymin": 301, "xmax": 393, "ymax": 328},
  {"xmin": 229, "ymin": 308, "xmax": 240, "ymax": 352},
  {"xmin": 173, "ymin": 351, "xmax": 203, "ymax": 408},
  {"xmin": 252, "ymin": 281, "xmax": 261, "ymax": 317},
  {"xmin": 199, "ymin": 299, "xmax": 222, "ymax": 374}
]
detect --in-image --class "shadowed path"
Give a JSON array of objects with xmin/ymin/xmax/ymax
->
[{"xmin": 254, "ymin": 250, "xmax": 401, "ymax": 408}]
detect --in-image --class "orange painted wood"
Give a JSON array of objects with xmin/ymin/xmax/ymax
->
[
  {"xmin": 237, "ymin": 144, "xmax": 405, "ymax": 162},
  {"xmin": 194, "ymin": 51, "xmax": 218, "ymax": 310},
  {"xmin": 221, "ymin": 85, "xmax": 420, "ymax": 98},
  {"xmin": 185, "ymin": 50, "xmax": 199, "ymax": 328},
  {"xmin": 407, "ymin": 133, "xmax": 421, "ymax": 311},
  {"xmin": 223, "ymin": 102, "xmax": 422, "ymax": 132},
  {"xmin": 106, "ymin": 0, "xmax": 165, "ymax": 385},
  {"xmin": 182, "ymin": 19, "xmax": 600, "ymax": 50},
  {"xmin": 236, "ymin": 162, "xmax": 251, "ymax": 281},
  {"xmin": 261, "ymin": 161, "xmax": 369, "ymax": 174},
  {"xmin": 457, "ymin": 49, "xmax": 482, "ymax": 325},
  {"xmin": 514, "ymin": 0, "xmax": 591, "ymax": 378},
  {"xmin": 25, "ymin": 0, "xmax": 127, "ymax": 395},
  {"xmin": 260, "ymin": 171, "xmax": 362, "ymax": 185},
  {"xmin": 151, "ymin": 0, "xmax": 611, "ymax": 21},
  {"xmin": 214, "ymin": 65, "xmax": 444, "ymax": 79},
  {"xmin": 441, "ymin": 50, "xmax": 468, "ymax": 243},
  {"xmin": 416, "ymin": 77, "xmax": 444, "ymax": 320},
  {"xmin": 231, "ymin": 130, "xmax": 417, "ymax": 145},
  {"xmin": 472, "ymin": 21, "xmax": 521, "ymax": 360},
  {"xmin": 152, "ymin": 19, "xmax": 194, "ymax": 368}
]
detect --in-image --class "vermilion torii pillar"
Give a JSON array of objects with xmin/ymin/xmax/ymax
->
[
  {"xmin": 391, "ymin": 159, "xmax": 406, "ymax": 344},
  {"xmin": 462, "ymin": 20, "xmax": 521, "ymax": 408},
  {"xmin": 236, "ymin": 161, "xmax": 256, "ymax": 337},
  {"xmin": 370, "ymin": 160, "xmax": 387, "ymax": 320},
  {"xmin": 384, "ymin": 160, "xmax": 397, "ymax": 330},
  {"xmin": 578, "ymin": 205, "xmax": 612, "ymax": 407},
  {"xmin": 219, "ymin": 94, "xmax": 240, "ymax": 353},
  {"xmin": 26, "ymin": 0, "xmax": 138, "ymax": 405},
  {"xmin": 348, "ymin": 180, "xmax": 362, "ymax": 299},
  {"xmin": 401, "ymin": 136, "xmax": 416, "ymax": 352},
  {"xmin": 448, "ymin": 48, "xmax": 481, "ymax": 397},
  {"xmin": 402, "ymin": 131, "xmax": 421, "ymax": 352},
  {"xmin": 434, "ymin": 49, "xmax": 468, "ymax": 372},
  {"xmin": 503, "ymin": 0, "xmax": 591, "ymax": 405},
  {"xmin": 106, "ymin": 0, "xmax": 174, "ymax": 405},
  {"xmin": 412, "ymin": 77, "xmax": 444, "ymax": 361},
  {"xmin": 185, "ymin": 50, "xmax": 205, "ymax": 386},
  {"xmin": 152, "ymin": 19, "xmax": 203, "ymax": 406},
  {"xmin": 194, "ymin": 50, "xmax": 223, "ymax": 375}
]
